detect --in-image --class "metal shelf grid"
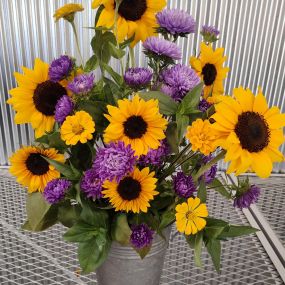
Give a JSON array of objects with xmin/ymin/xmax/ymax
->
[{"xmin": 0, "ymin": 173, "xmax": 283, "ymax": 284}]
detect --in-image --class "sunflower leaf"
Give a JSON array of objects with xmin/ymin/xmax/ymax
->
[
  {"xmin": 111, "ymin": 213, "xmax": 131, "ymax": 245},
  {"xmin": 139, "ymin": 91, "xmax": 178, "ymax": 115},
  {"xmin": 108, "ymin": 42, "xmax": 126, "ymax": 59},
  {"xmin": 84, "ymin": 55, "xmax": 98, "ymax": 72}
]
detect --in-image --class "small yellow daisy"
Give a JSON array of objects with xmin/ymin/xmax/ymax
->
[
  {"xmin": 175, "ymin": 197, "xmax": 208, "ymax": 235},
  {"xmin": 61, "ymin": 111, "xmax": 95, "ymax": 145}
]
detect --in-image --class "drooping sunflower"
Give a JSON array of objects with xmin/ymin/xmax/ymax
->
[
  {"xmin": 104, "ymin": 94, "xmax": 168, "ymax": 156},
  {"xmin": 190, "ymin": 42, "xmax": 229, "ymax": 101},
  {"xmin": 54, "ymin": 3, "xmax": 84, "ymax": 22},
  {"xmin": 92, "ymin": 0, "xmax": 166, "ymax": 46},
  {"xmin": 211, "ymin": 87, "xmax": 285, "ymax": 178},
  {"xmin": 7, "ymin": 58, "xmax": 67, "ymax": 138},
  {"xmin": 9, "ymin": 146, "xmax": 65, "ymax": 193},
  {"xmin": 60, "ymin": 111, "xmax": 95, "ymax": 145},
  {"xmin": 175, "ymin": 197, "xmax": 208, "ymax": 235},
  {"xmin": 102, "ymin": 167, "xmax": 158, "ymax": 213}
]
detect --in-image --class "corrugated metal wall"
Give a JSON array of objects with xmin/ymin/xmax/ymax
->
[{"xmin": 0, "ymin": 0, "xmax": 284, "ymax": 171}]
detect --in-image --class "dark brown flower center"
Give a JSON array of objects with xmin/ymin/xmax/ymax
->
[
  {"xmin": 116, "ymin": 0, "xmax": 147, "ymax": 21},
  {"xmin": 202, "ymin": 63, "xmax": 217, "ymax": 86},
  {"xmin": 33, "ymin": 80, "xmax": 66, "ymax": 116},
  {"xmin": 117, "ymin": 177, "xmax": 141, "ymax": 201},
  {"xmin": 235, "ymin": 111, "xmax": 270, "ymax": 153},
  {"xmin": 25, "ymin": 153, "xmax": 49, "ymax": 175},
  {"xmin": 123, "ymin": 115, "xmax": 147, "ymax": 139}
]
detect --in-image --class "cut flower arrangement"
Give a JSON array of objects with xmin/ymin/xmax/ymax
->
[{"xmin": 7, "ymin": 0, "xmax": 285, "ymax": 278}]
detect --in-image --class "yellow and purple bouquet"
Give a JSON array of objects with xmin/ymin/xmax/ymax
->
[{"xmin": 7, "ymin": 0, "xmax": 285, "ymax": 275}]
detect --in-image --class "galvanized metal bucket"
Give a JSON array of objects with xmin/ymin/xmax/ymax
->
[{"xmin": 96, "ymin": 226, "xmax": 172, "ymax": 285}]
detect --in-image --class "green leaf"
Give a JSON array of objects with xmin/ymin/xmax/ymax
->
[
  {"xmin": 159, "ymin": 209, "xmax": 175, "ymax": 230},
  {"xmin": 119, "ymin": 34, "xmax": 135, "ymax": 49},
  {"xmin": 165, "ymin": 122, "xmax": 178, "ymax": 154},
  {"xmin": 84, "ymin": 55, "xmax": 98, "ymax": 72},
  {"xmin": 43, "ymin": 157, "xmax": 80, "ymax": 180},
  {"xmin": 206, "ymin": 239, "xmax": 221, "ymax": 272},
  {"xmin": 111, "ymin": 214, "xmax": 131, "ymax": 245},
  {"xmin": 26, "ymin": 192, "xmax": 58, "ymax": 231},
  {"xmin": 205, "ymin": 226, "xmax": 226, "ymax": 240},
  {"xmin": 218, "ymin": 225, "xmax": 258, "ymax": 239},
  {"xmin": 108, "ymin": 42, "xmax": 126, "ymax": 59},
  {"xmin": 194, "ymin": 232, "xmax": 203, "ymax": 267},
  {"xmin": 47, "ymin": 132, "xmax": 67, "ymax": 152},
  {"xmin": 197, "ymin": 180, "xmax": 207, "ymax": 203},
  {"xmin": 21, "ymin": 220, "xmax": 32, "ymax": 231},
  {"xmin": 185, "ymin": 235, "xmax": 196, "ymax": 249},
  {"xmin": 135, "ymin": 245, "xmax": 151, "ymax": 259},
  {"xmin": 209, "ymin": 178, "xmax": 231, "ymax": 199},
  {"xmin": 205, "ymin": 218, "xmax": 228, "ymax": 228},
  {"xmin": 176, "ymin": 113, "xmax": 189, "ymax": 143},
  {"xmin": 102, "ymin": 62, "xmax": 123, "ymax": 85},
  {"xmin": 58, "ymin": 202, "xmax": 81, "ymax": 228},
  {"xmin": 139, "ymin": 91, "xmax": 178, "ymax": 115},
  {"xmin": 179, "ymin": 82, "xmax": 203, "ymax": 115},
  {"xmin": 78, "ymin": 235, "xmax": 111, "ymax": 273}
]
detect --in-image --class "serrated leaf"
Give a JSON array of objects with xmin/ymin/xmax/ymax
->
[{"xmin": 139, "ymin": 91, "xmax": 178, "ymax": 115}]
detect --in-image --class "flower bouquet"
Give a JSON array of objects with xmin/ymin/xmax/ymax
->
[{"xmin": 7, "ymin": 1, "xmax": 285, "ymax": 284}]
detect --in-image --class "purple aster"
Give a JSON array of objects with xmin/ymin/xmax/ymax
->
[
  {"xmin": 49, "ymin": 55, "xmax": 74, "ymax": 82},
  {"xmin": 124, "ymin": 67, "xmax": 153, "ymax": 89},
  {"xmin": 203, "ymin": 164, "xmax": 217, "ymax": 184},
  {"xmin": 43, "ymin": 178, "xmax": 71, "ymax": 204},
  {"xmin": 201, "ymin": 25, "xmax": 220, "ymax": 42},
  {"xmin": 198, "ymin": 98, "xmax": 212, "ymax": 112},
  {"xmin": 143, "ymin": 37, "xmax": 182, "ymax": 60},
  {"xmin": 138, "ymin": 139, "xmax": 170, "ymax": 167},
  {"xmin": 130, "ymin": 224, "xmax": 154, "ymax": 249},
  {"xmin": 234, "ymin": 185, "xmax": 261, "ymax": 209},
  {"xmin": 173, "ymin": 172, "xmax": 196, "ymax": 198},
  {"xmin": 156, "ymin": 9, "xmax": 196, "ymax": 35},
  {"xmin": 160, "ymin": 64, "xmax": 200, "ymax": 102},
  {"xmin": 80, "ymin": 169, "xmax": 103, "ymax": 199},
  {"xmin": 68, "ymin": 73, "xmax": 95, "ymax": 95},
  {"xmin": 55, "ymin": 95, "xmax": 74, "ymax": 124},
  {"xmin": 93, "ymin": 142, "xmax": 137, "ymax": 183}
]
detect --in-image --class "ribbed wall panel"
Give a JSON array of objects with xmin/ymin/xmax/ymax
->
[{"xmin": 0, "ymin": 0, "xmax": 284, "ymax": 172}]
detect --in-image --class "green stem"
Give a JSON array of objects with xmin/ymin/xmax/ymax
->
[
  {"xmin": 70, "ymin": 21, "xmax": 84, "ymax": 67},
  {"xmin": 193, "ymin": 150, "xmax": 226, "ymax": 182},
  {"xmin": 129, "ymin": 47, "xmax": 135, "ymax": 67}
]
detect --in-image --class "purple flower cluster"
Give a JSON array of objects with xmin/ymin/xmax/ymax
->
[
  {"xmin": 201, "ymin": 154, "xmax": 217, "ymax": 184},
  {"xmin": 55, "ymin": 95, "xmax": 74, "ymax": 124},
  {"xmin": 143, "ymin": 37, "xmax": 182, "ymax": 60},
  {"xmin": 93, "ymin": 142, "xmax": 137, "ymax": 183},
  {"xmin": 80, "ymin": 169, "xmax": 103, "ymax": 199},
  {"xmin": 173, "ymin": 172, "xmax": 196, "ymax": 198},
  {"xmin": 124, "ymin": 68, "xmax": 153, "ymax": 89},
  {"xmin": 130, "ymin": 224, "xmax": 154, "ymax": 249},
  {"xmin": 138, "ymin": 139, "xmax": 170, "ymax": 167},
  {"xmin": 49, "ymin": 55, "xmax": 74, "ymax": 82},
  {"xmin": 234, "ymin": 185, "xmax": 261, "ymax": 209},
  {"xmin": 160, "ymin": 64, "xmax": 200, "ymax": 102},
  {"xmin": 198, "ymin": 98, "xmax": 212, "ymax": 112},
  {"xmin": 68, "ymin": 73, "xmax": 95, "ymax": 95},
  {"xmin": 43, "ymin": 178, "xmax": 71, "ymax": 204},
  {"xmin": 156, "ymin": 9, "xmax": 196, "ymax": 35}
]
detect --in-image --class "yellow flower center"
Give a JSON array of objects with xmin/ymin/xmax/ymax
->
[
  {"xmin": 72, "ymin": 124, "xmax": 84, "ymax": 135},
  {"xmin": 185, "ymin": 210, "xmax": 195, "ymax": 220}
]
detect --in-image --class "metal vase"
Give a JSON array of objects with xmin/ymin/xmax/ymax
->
[{"xmin": 96, "ymin": 226, "xmax": 172, "ymax": 285}]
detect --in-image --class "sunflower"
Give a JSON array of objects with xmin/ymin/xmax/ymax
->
[
  {"xmin": 60, "ymin": 111, "xmax": 95, "ymax": 145},
  {"xmin": 190, "ymin": 42, "xmax": 229, "ymax": 101},
  {"xmin": 54, "ymin": 3, "xmax": 84, "ymax": 22},
  {"xmin": 93, "ymin": 0, "xmax": 166, "ymax": 46},
  {"xmin": 7, "ymin": 58, "xmax": 67, "ymax": 138},
  {"xmin": 175, "ymin": 197, "xmax": 208, "ymax": 235},
  {"xmin": 211, "ymin": 87, "xmax": 285, "ymax": 178},
  {"xmin": 104, "ymin": 94, "xmax": 167, "ymax": 156},
  {"xmin": 186, "ymin": 119, "xmax": 217, "ymax": 155},
  {"xmin": 9, "ymin": 146, "xmax": 65, "ymax": 193},
  {"xmin": 102, "ymin": 167, "xmax": 158, "ymax": 213}
]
